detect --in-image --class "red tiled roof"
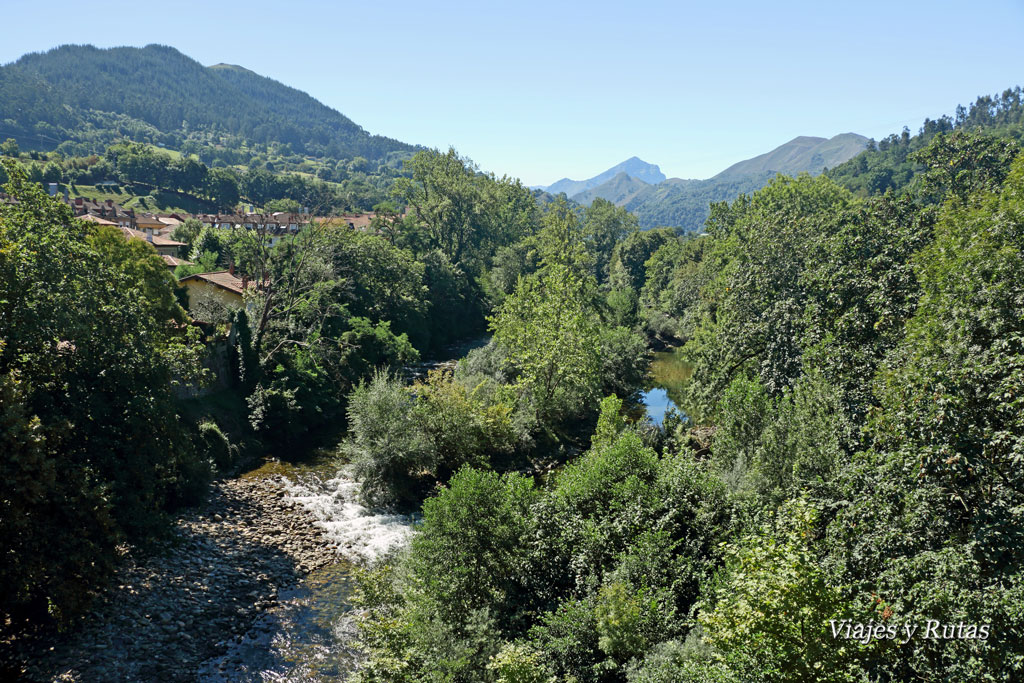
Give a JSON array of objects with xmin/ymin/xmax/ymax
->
[
  {"xmin": 179, "ymin": 270, "xmax": 248, "ymax": 295},
  {"xmin": 79, "ymin": 213, "xmax": 118, "ymax": 226},
  {"xmin": 161, "ymin": 254, "xmax": 193, "ymax": 267},
  {"xmin": 119, "ymin": 226, "xmax": 187, "ymax": 248}
]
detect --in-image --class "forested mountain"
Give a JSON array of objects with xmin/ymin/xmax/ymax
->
[
  {"xmin": 623, "ymin": 171, "xmax": 775, "ymax": 230},
  {"xmin": 568, "ymin": 133, "xmax": 867, "ymax": 230},
  {"xmin": 0, "ymin": 44, "xmax": 416, "ymax": 162},
  {"xmin": 541, "ymin": 156, "xmax": 665, "ymax": 196}
]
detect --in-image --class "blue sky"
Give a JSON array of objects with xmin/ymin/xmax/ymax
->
[{"xmin": 3, "ymin": 0, "xmax": 1023, "ymax": 186}]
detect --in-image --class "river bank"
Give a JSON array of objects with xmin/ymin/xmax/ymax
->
[{"xmin": 3, "ymin": 477, "xmax": 338, "ymax": 682}]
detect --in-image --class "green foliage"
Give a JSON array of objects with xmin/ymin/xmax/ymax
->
[
  {"xmin": 344, "ymin": 370, "xmax": 519, "ymax": 507},
  {"xmin": 709, "ymin": 371, "xmax": 854, "ymax": 504},
  {"xmin": 625, "ymin": 638, "xmax": 757, "ymax": 683},
  {"xmin": 175, "ymin": 249, "xmax": 220, "ymax": 278},
  {"xmin": 610, "ymin": 228, "xmax": 678, "ymax": 292},
  {"xmin": 171, "ymin": 216, "xmax": 204, "ymax": 246},
  {"xmin": 583, "ymin": 198, "xmax": 638, "ymax": 282},
  {"xmin": 0, "ymin": 160, "xmax": 206, "ymax": 623},
  {"xmin": 697, "ymin": 501, "xmax": 871, "ymax": 683},
  {"xmin": 354, "ymin": 411, "xmax": 736, "ymax": 681},
  {"xmin": 913, "ymin": 130, "xmax": 1020, "ymax": 203},
  {"xmin": 827, "ymin": 87, "xmax": 1024, "ymax": 198},
  {"xmin": 680, "ymin": 173, "xmax": 856, "ymax": 416},
  {"xmin": 86, "ymin": 222, "xmax": 187, "ymax": 326},
  {"xmin": 393, "ymin": 148, "xmax": 539, "ymax": 269},
  {"xmin": 343, "ymin": 371, "xmax": 433, "ymax": 508},
  {"xmin": 491, "ymin": 260, "xmax": 602, "ymax": 421},
  {"xmin": 488, "ymin": 642, "xmax": 552, "ymax": 683},
  {"xmin": 489, "ymin": 201, "xmax": 608, "ymax": 426},
  {"xmin": 352, "ymin": 469, "xmax": 538, "ymax": 682},
  {"xmin": 595, "ymin": 582, "xmax": 656, "ymax": 662},
  {"xmin": 410, "ymin": 468, "xmax": 538, "ymax": 620}
]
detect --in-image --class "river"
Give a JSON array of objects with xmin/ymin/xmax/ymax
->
[
  {"xmin": 636, "ymin": 347, "xmax": 692, "ymax": 425},
  {"xmin": 204, "ymin": 347, "xmax": 691, "ymax": 680},
  {"xmin": 196, "ymin": 454, "xmax": 415, "ymax": 681}
]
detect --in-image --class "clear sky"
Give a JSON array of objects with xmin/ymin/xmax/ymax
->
[{"xmin": 3, "ymin": 0, "xmax": 1023, "ymax": 186}]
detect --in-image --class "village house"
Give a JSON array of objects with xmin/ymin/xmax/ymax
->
[
  {"xmin": 178, "ymin": 266, "xmax": 249, "ymax": 310},
  {"xmin": 160, "ymin": 254, "xmax": 193, "ymax": 270},
  {"xmin": 177, "ymin": 264, "xmax": 267, "ymax": 322},
  {"xmin": 78, "ymin": 213, "xmax": 119, "ymax": 228},
  {"xmin": 67, "ymin": 197, "xmax": 134, "ymax": 227},
  {"xmin": 197, "ymin": 213, "xmax": 243, "ymax": 230},
  {"xmin": 118, "ymin": 225, "xmax": 187, "ymax": 257},
  {"xmin": 133, "ymin": 212, "xmax": 166, "ymax": 233}
]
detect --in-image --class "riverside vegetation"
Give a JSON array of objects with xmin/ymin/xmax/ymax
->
[
  {"xmin": 346, "ymin": 106, "xmax": 1024, "ymax": 680},
  {"xmin": 1, "ymin": 84, "xmax": 1023, "ymax": 682}
]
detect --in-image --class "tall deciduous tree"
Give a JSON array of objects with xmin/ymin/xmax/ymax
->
[
  {"xmin": 392, "ymin": 148, "xmax": 538, "ymax": 268},
  {"xmin": 582, "ymin": 197, "xmax": 638, "ymax": 283},
  {"xmin": 490, "ymin": 201, "xmax": 602, "ymax": 423}
]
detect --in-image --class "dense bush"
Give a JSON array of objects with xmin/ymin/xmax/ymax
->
[
  {"xmin": 343, "ymin": 370, "xmax": 523, "ymax": 507},
  {"xmin": 352, "ymin": 396, "xmax": 736, "ymax": 682}
]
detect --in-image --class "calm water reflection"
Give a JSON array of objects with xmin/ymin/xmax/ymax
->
[{"xmin": 638, "ymin": 348, "xmax": 693, "ymax": 425}]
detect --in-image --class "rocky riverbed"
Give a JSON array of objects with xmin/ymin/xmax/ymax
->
[{"xmin": 3, "ymin": 476, "xmax": 339, "ymax": 682}]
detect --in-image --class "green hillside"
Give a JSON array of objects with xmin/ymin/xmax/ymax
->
[
  {"xmin": 625, "ymin": 172, "xmax": 773, "ymax": 230},
  {"xmin": 827, "ymin": 87, "xmax": 1024, "ymax": 197},
  {"xmin": 0, "ymin": 44, "xmax": 416, "ymax": 163}
]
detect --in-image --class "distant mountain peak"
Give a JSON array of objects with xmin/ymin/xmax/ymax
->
[
  {"xmin": 566, "ymin": 132, "xmax": 869, "ymax": 232},
  {"xmin": 541, "ymin": 157, "xmax": 665, "ymax": 197}
]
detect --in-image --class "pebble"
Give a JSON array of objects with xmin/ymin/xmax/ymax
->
[{"xmin": 1, "ymin": 477, "xmax": 336, "ymax": 682}]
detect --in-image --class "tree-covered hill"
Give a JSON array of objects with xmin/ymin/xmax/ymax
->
[
  {"xmin": 624, "ymin": 171, "xmax": 774, "ymax": 230},
  {"xmin": 0, "ymin": 44, "xmax": 416, "ymax": 162},
  {"xmin": 572, "ymin": 171, "xmax": 652, "ymax": 206},
  {"xmin": 826, "ymin": 87, "xmax": 1024, "ymax": 197}
]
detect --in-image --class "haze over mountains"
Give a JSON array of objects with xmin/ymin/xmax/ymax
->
[{"xmin": 540, "ymin": 133, "xmax": 870, "ymax": 230}]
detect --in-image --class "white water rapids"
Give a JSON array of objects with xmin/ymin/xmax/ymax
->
[
  {"xmin": 197, "ymin": 466, "xmax": 415, "ymax": 682},
  {"xmin": 280, "ymin": 467, "xmax": 416, "ymax": 564}
]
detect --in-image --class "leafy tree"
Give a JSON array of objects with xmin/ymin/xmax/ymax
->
[
  {"xmin": 393, "ymin": 148, "xmax": 538, "ymax": 268},
  {"xmin": 344, "ymin": 370, "xmax": 518, "ymax": 507},
  {"xmin": 583, "ymin": 197, "xmax": 638, "ymax": 282},
  {"xmin": 490, "ymin": 257, "xmax": 602, "ymax": 425},
  {"xmin": 0, "ymin": 138, "xmax": 19, "ymax": 156},
  {"xmin": 696, "ymin": 501, "xmax": 871, "ymax": 683},
  {"xmin": 0, "ymin": 161, "xmax": 205, "ymax": 623},
  {"xmin": 609, "ymin": 228, "xmax": 677, "ymax": 292},
  {"xmin": 911, "ymin": 130, "xmax": 1020, "ymax": 204},
  {"xmin": 169, "ymin": 217, "xmax": 204, "ymax": 252}
]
